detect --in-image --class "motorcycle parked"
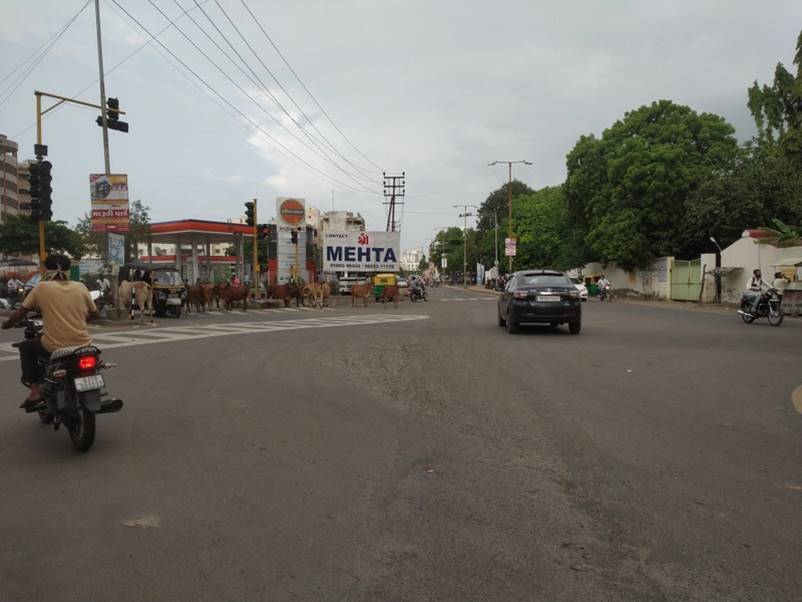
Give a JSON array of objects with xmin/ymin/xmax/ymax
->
[
  {"xmin": 738, "ymin": 289, "xmax": 783, "ymax": 326},
  {"xmin": 10, "ymin": 318, "xmax": 123, "ymax": 451},
  {"xmin": 410, "ymin": 288, "xmax": 429, "ymax": 302}
]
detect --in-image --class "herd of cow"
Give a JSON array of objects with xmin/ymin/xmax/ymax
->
[{"xmin": 116, "ymin": 280, "xmax": 404, "ymax": 324}]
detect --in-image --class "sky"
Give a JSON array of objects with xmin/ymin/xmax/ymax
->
[{"xmin": 1, "ymin": 1, "xmax": 801, "ymax": 254}]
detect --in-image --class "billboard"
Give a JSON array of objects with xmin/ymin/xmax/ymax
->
[
  {"xmin": 505, "ymin": 237, "xmax": 517, "ymax": 257},
  {"xmin": 276, "ymin": 197, "xmax": 306, "ymax": 284},
  {"xmin": 323, "ymin": 231, "xmax": 400, "ymax": 272},
  {"xmin": 90, "ymin": 173, "xmax": 129, "ymax": 232}
]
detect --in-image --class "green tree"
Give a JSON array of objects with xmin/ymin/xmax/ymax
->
[
  {"xmin": 429, "ymin": 227, "xmax": 464, "ymax": 276},
  {"xmin": 417, "ymin": 254, "xmax": 427, "ymax": 271},
  {"xmin": 74, "ymin": 213, "xmax": 106, "ymax": 258},
  {"xmin": 565, "ymin": 100, "xmax": 739, "ymax": 269},
  {"xmin": 0, "ymin": 215, "xmax": 84, "ymax": 258},
  {"xmin": 512, "ymin": 186, "xmax": 581, "ymax": 270},
  {"xmin": 747, "ymin": 30, "xmax": 802, "ymax": 165},
  {"xmin": 126, "ymin": 200, "xmax": 151, "ymax": 261}
]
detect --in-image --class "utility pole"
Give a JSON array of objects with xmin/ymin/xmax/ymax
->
[
  {"xmin": 383, "ymin": 172, "xmax": 405, "ymax": 232},
  {"xmin": 493, "ymin": 209, "xmax": 499, "ymax": 269},
  {"xmin": 252, "ymin": 199, "xmax": 258, "ymax": 294},
  {"xmin": 488, "ymin": 160, "xmax": 532, "ymax": 272},
  {"xmin": 453, "ymin": 204, "xmax": 478, "ymax": 288},
  {"xmin": 94, "ymin": 0, "xmax": 111, "ymax": 175}
]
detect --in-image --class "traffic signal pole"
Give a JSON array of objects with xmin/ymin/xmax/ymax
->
[
  {"xmin": 35, "ymin": 93, "xmax": 45, "ymax": 274},
  {"xmin": 252, "ymin": 199, "xmax": 258, "ymax": 295},
  {"xmin": 94, "ymin": 0, "xmax": 111, "ymax": 175}
]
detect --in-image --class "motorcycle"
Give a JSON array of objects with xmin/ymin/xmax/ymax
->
[
  {"xmin": 598, "ymin": 285, "xmax": 612, "ymax": 302},
  {"xmin": 10, "ymin": 318, "xmax": 123, "ymax": 452},
  {"xmin": 738, "ymin": 289, "xmax": 783, "ymax": 326},
  {"xmin": 409, "ymin": 288, "xmax": 429, "ymax": 302}
]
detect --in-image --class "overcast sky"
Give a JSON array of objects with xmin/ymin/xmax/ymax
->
[{"xmin": 1, "ymin": 1, "xmax": 801, "ymax": 253}]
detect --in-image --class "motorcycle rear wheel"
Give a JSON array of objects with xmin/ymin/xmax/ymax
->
[{"xmin": 68, "ymin": 408, "xmax": 96, "ymax": 452}]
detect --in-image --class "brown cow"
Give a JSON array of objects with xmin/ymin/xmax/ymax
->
[
  {"xmin": 185, "ymin": 284, "xmax": 210, "ymax": 313},
  {"xmin": 380, "ymin": 285, "xmax": 400, "ymax": 308},
  {"xmin": 321, "ymin": 282, "xmax": 333, "ymax": 307},
  {"xmin": 301, "ymin": 282, "xmax": 323, "ymax": 308},
  {"xmin": 350, "ymin": 283, "xmax": 372, "ymax": 307},
  {"xmin": 267, "ymin": 284, "xmax": 300, "ymax": 308},
  {"xmin": 218, "ymin": 284, "xmax": 250, "ymax": 311}
]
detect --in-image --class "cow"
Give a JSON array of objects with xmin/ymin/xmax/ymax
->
[
  {"xmin": 380, "ymin": 285, "xmax": 400, "ymax": 308},
  {"xmin": 321, "ymin": 282, "xmax": 333, "ymax": 307},
  {"xmin": 301, "ymin": 282, "xmax": 324, "ymax": 309},
  {"xmin": 185, "ymin": 284, "xmax": 210, "ymax": 313},
  {"xmin": 118, "ymin": 280, "xmax": 154, "ymax": 325},
  {"xmin": 267, "ymin": 284, "xmax": 300, "ymax": 308},
  {"xmin": 218, "ymin": 284, "xmax": 250, "ymax": 311},
  {"xmin": 350, "ymin": 283, "xmax": 372, "ymax": 307}
]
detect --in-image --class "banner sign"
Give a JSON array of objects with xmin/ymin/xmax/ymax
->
[
  {"xmin": 476, "ymin": 263, "xmax": 485, "ymax": 285},
  {"xmin": 441, "ymin": 255, "xmax": 447, "ymax": 269},
  {"xmin": 90, "ymin": 173, "xmax": 129, "ymax": 232},
  {"xmin": 505, "ymin": 237, "xmax": 517, "ymax": 257},
  {"xmin": 107, "ymin": 232, "xmax": 125, "ymax": 265},
  {"xmin": 323, "ymin": 231, "xmax": 400, "ymax": 272},
  {"xmin": 276, "ymin": 197, "xmax": 306, "ymax": 284}
]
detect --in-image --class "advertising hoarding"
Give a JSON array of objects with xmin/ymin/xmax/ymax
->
[
  {"xmin": 276, "ymin": 197, "xmax": 306, "ymax": 284},
  {"xmin": 323, "ymin": 231, "xmax": 400, "ymax": 272},
  {"xmin": 90, "ymin": 173, "xmax": 129, "ymax": 232}
]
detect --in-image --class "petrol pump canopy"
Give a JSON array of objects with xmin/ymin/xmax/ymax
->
[
  {"xmin": 771, "ymin": 258, "xmax": 802, "ymax": 267},
  {"xmin": 148, "ymin": 219, "xmax": 255, "ymax": 244}
]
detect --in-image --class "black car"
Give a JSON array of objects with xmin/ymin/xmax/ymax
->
[{"xmin": 497, "ymin": 270, "xmax": 582, "ymax": 334}]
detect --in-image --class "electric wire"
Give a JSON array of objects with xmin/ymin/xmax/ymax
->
[
  {"xmin": 168, "ymin": 0, "xmax": 376, "ymax": 189},
  {"xmin": 107, "ymin": 0, "xmax": 379, "ymax": 195},
  {"xmin": 141, "ymin": 0, "xmax": 378, "ymax": 194},
  {"xmin": 239, "ymin": 0, "xmax": 383, "ymax": 172},
  {"xmin": 0, "ymin": 0, "xmax": 91, "ymax": 109},
  {"xmin": 213, "ymin": 0, "xmax": 379, "ymax": 180}
]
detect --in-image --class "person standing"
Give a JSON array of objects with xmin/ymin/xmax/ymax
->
[{"xmin": 772, "ymin": 271, "xmax": 789, "ymax": 300}]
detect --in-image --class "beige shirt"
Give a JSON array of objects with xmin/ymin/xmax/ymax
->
[{"xmin": 22, "ymin": 280, "xmax": 96, "ymax": 352}]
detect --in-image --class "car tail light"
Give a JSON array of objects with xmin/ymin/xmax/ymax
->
[
  {"xmin": 77, "ymin": 355, "xmax": 98, "ymax": 371},
  {"xmin": 513, "ymin": 291, "xmax": 529, "ymax": 299}
]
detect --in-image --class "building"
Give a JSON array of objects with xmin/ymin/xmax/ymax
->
[
  {"xmin": 400, "ymin": 247, "xmax": 424, "ymax": 272},
  {"xmin": 16, "ymin": 159, "xmax": 33, "ymax": 218},
  {"xmin": 319, "ymin": 211, "xmax": 365, "ymax": 234},
  {"xmin": 0, "ymin": 134, "xmax": 19, "ymax": 222}
]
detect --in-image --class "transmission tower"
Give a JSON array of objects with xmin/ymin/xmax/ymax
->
[{"xmin": 383, "ymin": 172, "xmax": 405, "ymax": 232}]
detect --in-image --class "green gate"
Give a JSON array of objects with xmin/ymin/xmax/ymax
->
[{"xmin": 671, "ymin": 259, "xmax": 702, "ymax": 301}]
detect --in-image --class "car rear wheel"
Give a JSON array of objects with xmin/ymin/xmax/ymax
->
[{"xmin": 569, "ymin": 320, "xmax": 581, "ymax": 335}]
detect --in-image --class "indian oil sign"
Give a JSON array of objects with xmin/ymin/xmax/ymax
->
[{"xmin": 323, "ymin": 231, "xmax": 401, "ymax": 272}]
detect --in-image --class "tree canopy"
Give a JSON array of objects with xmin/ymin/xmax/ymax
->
[{"xmin": 0, "ymin": 215, "xmax": 84, "ymax": 258}]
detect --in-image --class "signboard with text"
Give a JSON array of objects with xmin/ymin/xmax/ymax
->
[
  {"xmin": 276, "ymin": 197, "xmax": 306, "ymax": 284},
  {"xmin": 90, "ymin": 173, "xmax": 129, "ymax": 232},
  {"xmin": 505, "ymin": 237, "xmax": 517, "ymax": 257},
  {"xmin": 323, "ymin": 231, "xmax": 400, "ymax": 272}
]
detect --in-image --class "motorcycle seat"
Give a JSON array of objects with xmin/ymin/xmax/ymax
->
[{"xmin": 50, "ymin": 345, "xmax": 101, "ymax": 360}]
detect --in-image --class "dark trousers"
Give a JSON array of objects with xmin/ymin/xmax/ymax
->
[{"xmin": 18, "ymin": 338, "xmax": 50, "ymax": 386}]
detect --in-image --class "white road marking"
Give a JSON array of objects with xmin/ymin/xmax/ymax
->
[
  {"xmin": 439, "ymin": 297, "xmax": 495, "ymax": 302},
  {"xmin": 0, "ymin": 314, "xmax": 429, "ymax": 362}
]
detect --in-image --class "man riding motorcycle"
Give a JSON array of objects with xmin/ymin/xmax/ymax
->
[
  {"xmin": 2, "ymin": 255, "xmax": 99, "ymax": 412},
  {"xmin": 409, "ymin": 276, "xmax": 426, "ymax": 300}
]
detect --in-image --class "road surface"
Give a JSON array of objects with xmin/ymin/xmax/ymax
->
[{"xmin": 1, "ymin": 288, "xmax": 800, "ymax": 601}]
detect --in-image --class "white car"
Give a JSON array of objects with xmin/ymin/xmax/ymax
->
[{"xmin": 570, "ymin": 277, "xmax": 588, "ymax": 301}]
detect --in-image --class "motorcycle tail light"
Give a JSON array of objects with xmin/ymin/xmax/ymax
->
[{"xmin": 77, "ymin": 355, "xmax": 98, "ymax": 371}]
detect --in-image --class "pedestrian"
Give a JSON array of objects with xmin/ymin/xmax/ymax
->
[{"xmin": 772, "ymin": 271, "xmax": 789, "ymax": 299}]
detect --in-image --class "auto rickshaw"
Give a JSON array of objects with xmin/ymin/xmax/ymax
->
[
  {"xmin": 373, "ymin": 273, "xmax": 397, "ymax": 301},
  {"xmin": 119, "ymin": 263, "xmax": 187, "ymax": 318}
]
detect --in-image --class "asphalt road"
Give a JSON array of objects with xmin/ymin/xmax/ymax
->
[{"xmin": 1, "ymin": 288, "xmax": 800, "ymax": 601}]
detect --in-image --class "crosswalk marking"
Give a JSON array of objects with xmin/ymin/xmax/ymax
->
[{"xmin": 0, "ymin": 314, "xmax": 429, "ymax": 362}]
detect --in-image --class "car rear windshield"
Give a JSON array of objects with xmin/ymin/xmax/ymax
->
[{"xmin": 519, "ymin": 274, "xmax": 572, "ymax": 287}]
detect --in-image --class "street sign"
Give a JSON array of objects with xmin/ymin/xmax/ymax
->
[
  {"xmin": 322, "ymin": 231, "xmax": 400, "ymax": 272},
  {"xmin": 276, "ymin": 197, "xmax": 306, "ymax": 284},
  {"xmin": 107, "ymin": 232, "xmax": 125, "ymax": 265},
  {"xmin": 441, "ymin": 256, "xmax": 447, "ymax": 269},
  {"xmin": 505, "ymin": 237, "xmax": 517, "ymax": 257}
]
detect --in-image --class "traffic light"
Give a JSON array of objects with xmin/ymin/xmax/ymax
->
[
  {"xmin": 258, "ymin": 224, "xmax": 269, "ymax": 240},
  {"xmin": 96, "ymin": 97, "xmax": 129, "ymax": 133},
  {"xmin": 244, "ymin": 201, "xmax": 255, "ymax": 226},
  {"xmin": 28, "ymin": 158, "xmax": 53, "ymax": 222},
  {"xmin": 290, "ymin": 228, "xmax": 298, "ymax": 245}
]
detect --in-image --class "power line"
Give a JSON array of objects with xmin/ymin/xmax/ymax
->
[
  {"xmin": 213, "ymin": 0, "xmax": 379, "ymax": 180},
  {"xmin": 172, "ymin": 0, "xmax": 376, "ymax": 188},
  {"xmin": 107, "ymin": 0, "xmax": 379, "ymax": 195},
  {"xmin": 10, "ymin": 0, "xmax": 215, "ymax": 140},
  {"xmin": 141, "ymin": 0, "xmax": 378, "ymax": 194},
  {"xmin": 239, "ymin": 0, "xmax": 383, "ymax": 172},
  {"xmin": 0, "ymin": 1, "xmax": 91, "ymax": 109}
]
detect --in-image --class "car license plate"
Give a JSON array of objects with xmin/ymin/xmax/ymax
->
[
  {"xmin": 537, "ymin": 295, "xmax": 560, "ymax": 302},
  {"xmin": 74, "ymin": 374, "xmax": 104, "ymax": 392},
  {"xmin": 167, "ymin": 298, "xmax": 182, "ymax": 305}
]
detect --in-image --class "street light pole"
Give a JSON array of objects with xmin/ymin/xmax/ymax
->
[
  {"xmin": 493, "ymin": 209, "xmax": 498, "ymax": 269},
  {"xmin": 489, "ymin": 160, "xmax": 532, "ymax": 272},
  {"xmin": 710, "ymin": 236, "xmax": 723, "ymax": 304},
  {"xmin": 453, "ymin": 204, "xmax": 478, "ymax": 288}
]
